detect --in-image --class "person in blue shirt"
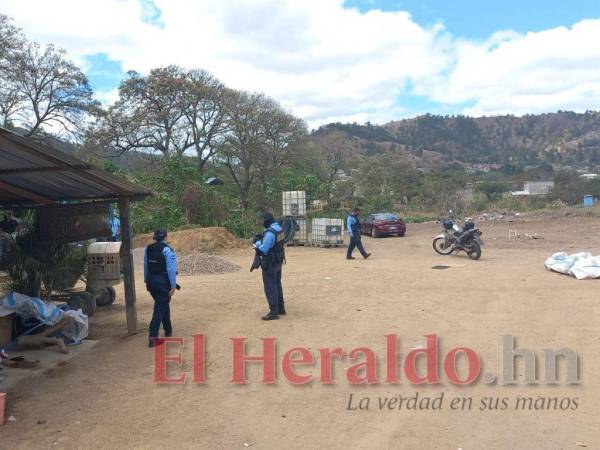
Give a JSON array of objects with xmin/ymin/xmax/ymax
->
[
  {"xmin": 110, "ymin": 216, "xmax": 121, "ymax": 241},
  {"xmin": 253, "ymin": 213, "xmax": 285, "ymax": 320},
  {"xmin": 346, "ymin": 208, "xmax": 371, "ymax": 260},
  {"xmin": 144, "ymin": 228, "xmax": 177, "ymax": 347}
]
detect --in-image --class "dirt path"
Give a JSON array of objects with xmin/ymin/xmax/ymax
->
[{"xmin": 2, "ymin": 217, "xmax": 599, "ymax": 449}]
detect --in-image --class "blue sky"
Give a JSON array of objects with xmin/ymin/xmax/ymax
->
[
  {"xmin": 345, "ymin": 0, "xmax": 600, "ymax": 39},
  {"xmin": 84, "ymin": 53, "xmax": 127, "ymax": 93},
  {"xmin": 4, "ymin": 0, "xmax": 600, "ymax": 126}
]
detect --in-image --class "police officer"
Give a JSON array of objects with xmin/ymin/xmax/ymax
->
[
  {"xmin": 253, "ymin": 213, "xmax": 285, "ymax": 321},
  {"xmin": 110, "ymin": 215, "xmax": 121, "ymax": 242},
  {"xmin": 144, "ymin": 228, "xmax": 177, "ymax": 347},
  {"xmin": 0, "ymin": 211, "xmax": 20, "ymax": 235},
  {"xmin": 346, "ymin": 208, "xmax": 371, "ymax": 260}
]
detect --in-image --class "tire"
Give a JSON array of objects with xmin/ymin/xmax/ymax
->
[
  {"xmin": 93, "ymin": 287, "xmax": 117, "ymax": 307},
  {"xmin": 466, "ymin": 241, "xmax": 482, "ymax": 260},
  {"xmin": 68, "ymin": 292, "xmax": 97, "ymax": 317},
  {"xmin": 433, "ymin": 237, "xmax": 453, "ymax": 255},
  {"xmin": 398, "ymin": 232, "xmax": 405, "ymax": 237}
]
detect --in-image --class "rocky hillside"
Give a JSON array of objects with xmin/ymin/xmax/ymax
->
[{"xmin": 317, "ymin": 111, "xmax": 600, "ymax": 170}]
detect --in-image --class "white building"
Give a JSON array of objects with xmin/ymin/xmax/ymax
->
[{"xmin": 511, "ymin": 181, "xmax": 554, "ymax": 196}]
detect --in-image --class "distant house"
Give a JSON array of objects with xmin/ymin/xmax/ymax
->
[
  {"xmin": 511, "ymin": 181, "xmax": 554, "ymax": 196},
  {"xmin": 464, "ymin": 163, "xmax": 502, "ymax": 174},
  {"xmin": 312, "ymin": 199, "xmax": 327, "ymax": 210},
  {"xmin": 205, "ymin": 177, "xmax": 224, "ymax": 186},
  {"xmin": 334, "ymin": 169, "xmax": 350, "ymax": 180}
]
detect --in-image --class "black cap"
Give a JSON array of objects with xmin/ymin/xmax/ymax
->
[
  {"xmin": 262, "ymin": 212, "xmax": 275, "ymax": 227},
  {"xmin": 153, "ymin": 228, "xmax": 167, "ymax": 241}
]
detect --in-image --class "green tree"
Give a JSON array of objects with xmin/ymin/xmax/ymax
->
[
  {"xmin": 92, "ymin": 66, "xmax": 229, "ymax": 172},
  {"xmin": 221, "ymin": 91, "xmax": 306, "ymax": 210}
]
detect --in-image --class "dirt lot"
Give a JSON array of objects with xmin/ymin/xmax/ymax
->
[{"xmin": 2, "ymin": 216, "xmax": 600, "ymax": 449}]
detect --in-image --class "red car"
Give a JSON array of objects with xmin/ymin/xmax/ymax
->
[{"xmin": 361, "ymin": 213, "xmax": 406, "ymax": 237}]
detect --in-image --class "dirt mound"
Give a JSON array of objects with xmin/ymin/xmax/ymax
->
[
  {"xmin": 133, "ymin": 227, "xmax": 245, "ymax": 255},
  {"xmin": 178, "ymin": 253, "xmax": 241, "ymax": 276}
]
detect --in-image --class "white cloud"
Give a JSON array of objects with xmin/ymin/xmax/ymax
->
[
  {"xmin": 428, "ymin": 20, "xmax": 600, "ymax": 116},
  {"xmin": 2, "ymin": 0, "xmax": 600, "ymax": 127},
  {"xmin": 95, "ymin": 88, "xmax": 120, "ymax": 106}
]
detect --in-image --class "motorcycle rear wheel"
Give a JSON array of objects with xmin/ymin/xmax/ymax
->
[
  {"xmin": 466, "ymin": 241, "xmax": 482, "ymax": 260},
  {"xmin": 433, "ymin": 237, "xmax": 453, "ymax": 255}
]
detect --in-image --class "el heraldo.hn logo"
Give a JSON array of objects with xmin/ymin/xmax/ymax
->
[{"xmin": 150, "ymin": 333, "xmax": 580, "ymax": 386}]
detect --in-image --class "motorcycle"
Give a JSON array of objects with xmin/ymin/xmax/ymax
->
[{"xmin": 432, "ymin": 215, "xmax": 483, "ymax": 260}]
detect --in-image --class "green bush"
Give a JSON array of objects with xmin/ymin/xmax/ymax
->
[
  {"xmin": 474, "ymin": 181, "xmax": 512, "ymax": 200},
  {"xmin": 223, "ymin": 210, "xmax": 258, "ymax": 238},
  {"xmin": 403, "ymin": 215, "xmax": 438, "ymax": 223},
  {"xmin": 469, "ymin": 192, "xmax": 492, "ymax": 212}
]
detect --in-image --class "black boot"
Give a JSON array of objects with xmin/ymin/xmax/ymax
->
[
  {"xmin": 262, "ymin": 311, "xmax": 280, "ymax": 320},
  {"xmin": 149, "ymin": 337, "xmax": 165, "ymax": 347}
]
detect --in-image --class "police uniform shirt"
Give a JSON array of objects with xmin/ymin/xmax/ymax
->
[{"xmin": 255, "ymin": 223, "xmax": 282, "ymax": 254}]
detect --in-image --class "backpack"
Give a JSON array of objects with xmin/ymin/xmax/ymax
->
[
  {"xmin": 261, "ymin": 217, "xmax": 299, "ymax": 267},
  {"xmin": 277, "ymin": 216, "xmax": 300, "ymax": 245}
]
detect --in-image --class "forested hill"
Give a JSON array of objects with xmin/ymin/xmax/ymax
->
[
  {"xmin": 21, "ymin": 110, "xmax": 600, "ymax": 174},
  {"xmin": 317, "ymin": 111, "xmax": 600, "ymax": 169}
]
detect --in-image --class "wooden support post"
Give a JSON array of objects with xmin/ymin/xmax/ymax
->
[{"xmin": 119, "ymin": 197, "xmax": 138, "ymax": 334}]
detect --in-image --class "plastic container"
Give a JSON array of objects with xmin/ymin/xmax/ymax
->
[
  {"xmin": 583, "ymin": 195, "xmax": 594, "ymax": 207},
  {"xmin": 311, "ymin": 218, "xmax": 344, "ymax": 246},
  {"xmin": 282, "ymin": 191, "xmax": 306, "ymax": 217}
]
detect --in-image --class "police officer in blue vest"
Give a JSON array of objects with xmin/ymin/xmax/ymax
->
[
  {"xmin": 346, "ymin": 208, "xmax": 371, "ymax": 260},
  {"xmin": 253, "ymin": 213, "xmax": 285, "ymax": 321},
  {"xmin": 144, "ymin": 228, "xmax": 177, "ymax": 347}
]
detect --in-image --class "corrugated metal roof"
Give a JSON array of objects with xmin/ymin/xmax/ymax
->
[{"xmin": 0, "ymin": 127, "xmax": 151, "ymax": 207}]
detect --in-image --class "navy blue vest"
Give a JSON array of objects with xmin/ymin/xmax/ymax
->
[{"xmin": 147, "ymin": 241, "xmax": 168, "ymax": 275}]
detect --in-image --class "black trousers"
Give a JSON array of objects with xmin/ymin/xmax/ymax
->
[
  {"xmin": 261, "ymin": 263, "xmax": 284, "ymax": 313},
  {"xmin": 347, "ymin": 235, "xmax": 368, "ymax": 258},
  {"xmin": 148, "ymin": 275, "xmax": 172, "ymax": 338}
]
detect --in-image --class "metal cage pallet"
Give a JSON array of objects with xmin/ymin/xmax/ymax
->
[
  {"xmin": 309, "ymin": 241, "xmax": 345, "ymax": 248},
  {"xmin": 310, "ymin": 218, "xmax": 344, "ymax": 248},
  {"xmin": 287, "ymin": 241, "xmax": 308, "ymax": 247},
  {"xmin": 289, "ymin": 216, "xmax": 308, "ymax": 245}
]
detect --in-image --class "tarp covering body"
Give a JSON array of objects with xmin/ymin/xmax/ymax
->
[
  {"xmin": 545, "ymin": 252, "xmax": 600, "ymax": 280},
  {"xmin": 0, "ymin": 293, "xmax": 88, "ymax": 343}
]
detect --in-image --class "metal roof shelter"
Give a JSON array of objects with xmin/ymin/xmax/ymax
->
[
  {"xmin": 0, "ymin": 127, "xmax": 149, "ymax": 206},
  {"xmin": 0, "ymin": 126, "xmax": 151, "ymax": 333}
]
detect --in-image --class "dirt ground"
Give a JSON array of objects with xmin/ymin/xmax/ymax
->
[{"xmin": 2, "ymin": 216, "xmax": 600, "ymax": 449}]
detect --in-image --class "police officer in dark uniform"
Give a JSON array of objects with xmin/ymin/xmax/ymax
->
[
  {"xmin": 144, "ymin": 228, "xmax": 177, "ymax": 347},
  {"xmin": 253, "ymin": 213, "xmax": 285, "ymax": 321},
  {"xmin": 0, "ymin": 212, "xmax": 20, "ymax": 235},
  {"xmin": 346, "ymin": 208, "xmax": 371, "ymax": 260}
]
